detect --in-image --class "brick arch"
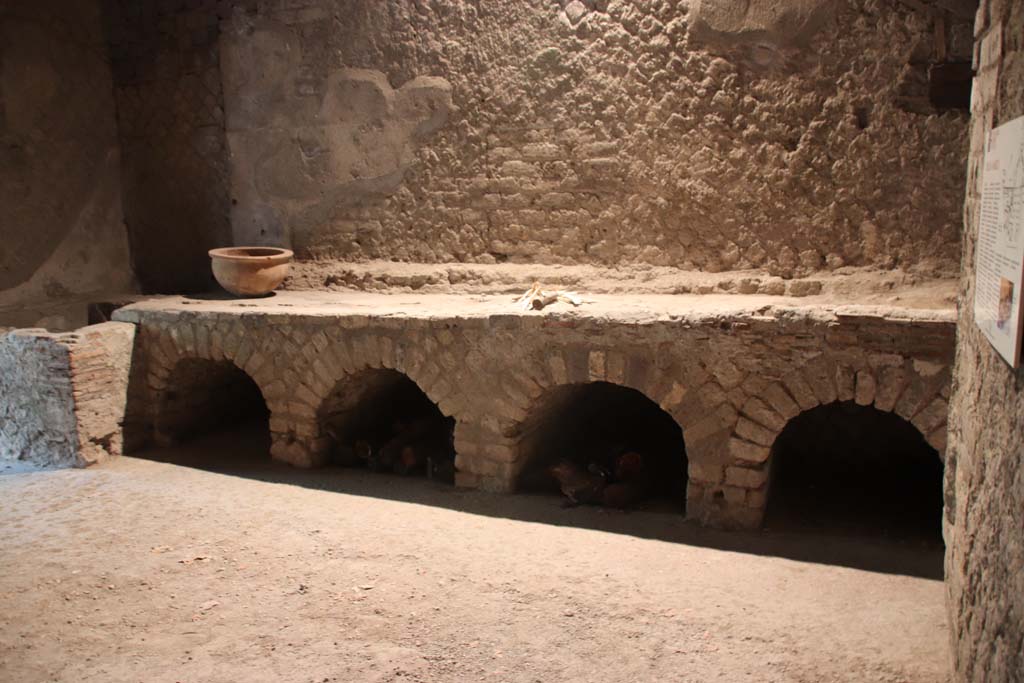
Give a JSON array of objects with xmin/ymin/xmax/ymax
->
[
  {"xmin": 142, "ymin": 325, "xmax": 282, "ymax": 454},
  {"xmin": 498, "ymin": 347, "xmax": 733, "ymax": 439},
  {"xmin": 509, "ymin": 374, "xmax": 688, "ymax": 497},
  {"xmin": 473, "ymin": 346, "xmax": 730, "ymax": 497},
  {"xmin": 726, "ymin": 355, "xmax": 951, "ymax": 526},
  {"xmin": 144, "ymin": 325, "xmax": 279, "ymax": 411},
  {"xmin": 297, "ymin": 330, "xmax": 466, "ymax": 467}
]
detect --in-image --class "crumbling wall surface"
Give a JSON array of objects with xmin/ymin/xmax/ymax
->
[
  {"xmin": 944, "ymin": 0, "xmax": 1024, "ymax": 678},
  {"xmin": 70, "ymin": 322, "xmax": 137, "ymax": 464},
  {"xmin": 0, "ymin": 323, "xmax": 136, "ymax": 468},
  {"xmin": 0, "ymin": 331, "xmax": 78, "ymax": 468},
  {"xmin": 219, "ymin": 0, "xmax": 970, "ymax": 276},
  {"xmin": 0, "ymin": 0, "xmax": 135, "ymax": 330},
  {"xmin": 102, "ymin": 0, "xmax": 238, "ymax": 293}
]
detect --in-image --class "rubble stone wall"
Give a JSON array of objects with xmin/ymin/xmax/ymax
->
[
  {"xmin": 102, "ymin": 0, "xmax": 971, "ymax": 287},
  {"xmin": 0, "ymin": 322, "xmax": 136, "ymax": 468},
  {"xmin": 218, "ymin": 0, "xmax": 970, "ymax": 277},
  {"xmin": 102, "ymin": 0, "xmax": 240, "ymax": 293},
  {"xmin": 116, "ymin": 304, "xmax": 953, "ymax": 529},
  {"xmin": 944, "ymin": 0, "xmax": 1024, "ymax": 677}
]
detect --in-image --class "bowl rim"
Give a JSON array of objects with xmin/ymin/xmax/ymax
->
[{"xmin": 209, "ymin": 246, "xmax": 294, "ymax": 263}]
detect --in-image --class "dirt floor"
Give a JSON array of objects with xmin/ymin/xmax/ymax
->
[{"xmin": 0, "ymin": 428, "xmax": 950, "ymax": 683}]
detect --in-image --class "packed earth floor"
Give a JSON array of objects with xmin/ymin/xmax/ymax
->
[{"xmin": 0, "ymin": 426, "xmax": 949, "ymax": 683}]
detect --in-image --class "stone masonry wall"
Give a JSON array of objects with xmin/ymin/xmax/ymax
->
[
  {"xmin": 0, "ymin": 0, "xmax": 135, "ymax": 330},
  {"xmin": 944, "ymin": 0, "xmax": 1024, "ymax": 678},
  {"xmin": 217, "ymin": 0, "xmax": 970, "ymax": 277},
  {"xmin": 102, "ymin": 0, "xmax": 242, "ymax": 293},
  {"xmin": 0, "ymin": 322, "xmax": 136, "ymax": 468},
  {"xmin": 115, "ymin": 299, "xmax": 954, "ymax": 530}
]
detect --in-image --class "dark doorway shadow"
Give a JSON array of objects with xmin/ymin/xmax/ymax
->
[{"xmin": 764, "ymin": 401, "xmax": 944, "ymax": 561}]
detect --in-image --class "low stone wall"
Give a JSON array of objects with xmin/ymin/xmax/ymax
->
[
  {"xmin": 114, "ymin": 294, "xmax": 954, "ymax": 529},
  {"xmin": 0, "ymin": 322, "xmax": 136, "ymax": 468}
]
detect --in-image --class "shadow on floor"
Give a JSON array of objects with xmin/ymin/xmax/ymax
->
[{"xmin": 131, "ymin": 422, "xmax": 945, "ymax": 581}]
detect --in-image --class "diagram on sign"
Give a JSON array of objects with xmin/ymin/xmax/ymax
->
[{"xmin": 1000, "ymin": 142, "xmax": 1024, "ymax": 246}]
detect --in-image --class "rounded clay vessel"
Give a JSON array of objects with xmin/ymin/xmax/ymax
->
[{"xmin": 209, "ymin": 246, "xmax": 293, "ymax": 297}]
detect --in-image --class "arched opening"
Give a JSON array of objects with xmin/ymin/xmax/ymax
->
[
  {"xmin": 515, "ymin": 382, "xmax": 688, "ymax": 511},
  {"xmin": 765, "ymin": 401, "xmax": 943, "ymax": 545},
  {"xmin": 149, "ymin": 358, "xmax": 270, "ymax": 463},
  {"xmin": 318, "ymin": 369, "xmax": 455, "ymax": 482}
]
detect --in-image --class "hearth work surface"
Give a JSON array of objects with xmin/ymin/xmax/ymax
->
[{"xmin": 111, "ymin": 290, "xmax": 955, "ymax": 530}]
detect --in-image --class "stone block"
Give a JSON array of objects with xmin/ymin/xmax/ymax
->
[
  {"xmin": 688, "ymin": 462, "xmax": 724, "ymax": 484},
  {"xmin": 803, "ymin": 358, "xmax": 838, "ymax": 405},
  {"xmin": 722, "ymin": 485, "xmax": 746, "ymax": 506},
  {"xmin": 686, "ymin": 402, "xmax": 737, "ymax": 443},
  {"xmin": 625, "ymin": 355, "xmax": 652, "ymax": 393},
  {"xmin": 912, "ymin": 396, "xmax": 948, "ymax": 435},
  {"xmin": 894, "ymin": 376, "xmax": 935, "ymax": 421},
  {"xmin": 741, "ymin": 396, "xmax": 786, "ymax": 431},
  {"xmin": 606, "ymin": 351, "xmax": 626, "ymax": 385},
  {"xmin": 725, "ymin": 465, "xmax": 768, "ymax": 489},
  {"xmin": 729, "ymin": 437, "xmax": 771, "ymax": 464},
  {"xmin": 762, "ymin": 382, "xmax": 800, "ymax": 420},
  {"xmin": 659, "ymin": 381, "xmax": 688, "ymax": 413},
  {"xmin": 854, "ymin": 370, "xmax": 876, "ymax": 406},
  {"xmin": 927, "ymin": 424, "xmax": 947, "ymax": 455},
  {"xmin": 588, "ymin": 349, "xmax": 606, "ymax": 381},
  {"xmin": 782, "ymin": 372, "xmax": 818, "ymax": 411},
  {"xmin": 483, "ymin": 443, "xmax": 517, "ymax": 463},
  {"xmin": 874, "ymin": 366, "xmax": 907, "ymax": 412},
  {"xmin": 547, "ymin": 352, "xmax": 568, "ymax": 385},
  {"xmin": 735, "ymin": 416, "xmax": 776, "ymax": 446}
]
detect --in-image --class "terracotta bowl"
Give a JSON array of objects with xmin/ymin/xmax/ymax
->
[{"xmin": 208, "ymin": 246, "xmax": 293, "ymax": 297}]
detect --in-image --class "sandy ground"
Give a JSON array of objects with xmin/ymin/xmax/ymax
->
[{"xmin": 0, "ymin": 430, "xmax": 950, "ymax": 683}]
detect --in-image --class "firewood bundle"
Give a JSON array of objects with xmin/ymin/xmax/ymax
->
[
  {"xmin": 331, "ymin": 416, "xmax": 455, "ymax": 482},
  {"xmin": 513, "ymin": 282, "xmax": 584, "ymax": 311},
  {"xmin": 548, "ymin": 449, "xmax": 652, "ymax": 509}
]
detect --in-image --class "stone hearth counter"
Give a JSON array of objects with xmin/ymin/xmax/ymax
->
[{"xmin": 113, "ymin": 292, "xmax": 955, "ymax": 530}]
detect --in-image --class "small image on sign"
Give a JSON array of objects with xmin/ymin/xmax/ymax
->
[{"xmin": 998, "ymin": 277, "xmax": 1014, "ymax": 330}]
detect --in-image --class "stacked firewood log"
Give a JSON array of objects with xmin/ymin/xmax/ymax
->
[
  {"xmin": 331, "ymin": 416, "xmax": 456, "ymax": 483},
  {"xmin": 548, "ymin": 449, "xmax": 654, "ymax": 509}
]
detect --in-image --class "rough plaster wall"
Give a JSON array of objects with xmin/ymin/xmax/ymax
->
[
  {"xmin": 944, "ymin": 0, "xmax": 1024, "ymax": 678},
  {"xmin": 218, "ymin": 0, "xmax": 969, "ymax": 277},
  {"xmin": 0, "ymin": 0, "xmax": 135, "ymax": 330},
  {"xmin": 103, "ymin": 0, "xmax": 240, "ymax": 293}
]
